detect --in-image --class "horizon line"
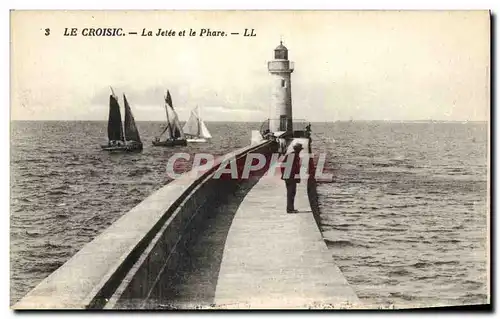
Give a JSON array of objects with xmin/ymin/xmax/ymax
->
[{"xmin": 9, "ymin": 119, "xmax": 488, "ymax": 123}]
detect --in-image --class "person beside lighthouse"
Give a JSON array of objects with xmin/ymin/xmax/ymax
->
[{"xmin": 281, "ymin": 143, "xmax": 303, "ymax": 213}]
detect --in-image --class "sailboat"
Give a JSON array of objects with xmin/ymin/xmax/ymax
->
[
  {"xmin": 152, "ymin": 90, "xmax": 187, "ymax": 147},
  {"xmin": 183, "ymin": 106, "xmax": 212, "ymax": 143},
  {"xmin": 101, "ymin": 87, "xmax": 143, "ymax": 152}
]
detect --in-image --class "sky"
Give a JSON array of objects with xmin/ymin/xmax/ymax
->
[{"xmin": 10, "ymin": 10, "xmax": 490, "ymax": 122}]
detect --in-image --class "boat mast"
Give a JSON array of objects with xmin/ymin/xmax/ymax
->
[
  {"xmin": 197, "ymin": 105, "xmax": 201, "ymax": 137},
  {"xmin": 122, "ymin": 94, "xmax": 127, "ymax": 142},
  {"xmin": 110, "ymin": 86, "xmax": 116, "ymax": 97},
  {"xmin": 165, "ymin": 94, "xmax": 174, "ymax": 139},
  {"xmin": 110, "ymin": 86, "xmax": 125, "ymax": 142}
]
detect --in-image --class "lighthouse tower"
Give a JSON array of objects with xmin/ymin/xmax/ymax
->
[{"xmin": 268, "ymin": 41, "xmax": 294, "ymax": 134}]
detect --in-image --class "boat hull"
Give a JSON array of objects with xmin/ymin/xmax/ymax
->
[
  {"xmin": 186, "ymin": 138, "xmax": 208, "ymax": 143},
  {"xmin": 101, "ymin": 142, "xmax": 143, "ymax": 152},
  {"xmin": 152, "ymin": 139, "xmax": 188, "ymax": 147}
]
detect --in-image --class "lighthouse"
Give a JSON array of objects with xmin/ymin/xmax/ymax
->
[{"xmin": 268, "ymin": 41, "xmax": 294, "ymax": 134}]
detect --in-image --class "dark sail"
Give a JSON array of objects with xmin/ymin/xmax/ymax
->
[
  {"xmin": 164, "ymin": 91, "xmax": 181, "ymax": 138},
  {"xmin": 164, "ymin": 93, "xmax": 174, "ymax": 139},
  {"xmin": 166, "ymin": 90, "xmax": 174, "ymax": 110},
  {"xmin": 174, "ymin": 127, "xmax": 181, "ymax": 138},
  {"xmin": 173, "ymin": 126, "xmax": 181, "ymax": 138},
  {"xmin": 107, "ymin": 94, "xmax": 124, "ymax": 141},
  {"xmin": 123, "ymin": 94, "xmax": 141, "ymax": 143}
]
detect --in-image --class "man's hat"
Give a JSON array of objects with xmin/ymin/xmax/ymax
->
[{"xmin": 293, "ymin": 143, "xmax": 303, "ymax": 151}]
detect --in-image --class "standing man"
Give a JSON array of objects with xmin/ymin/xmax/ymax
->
[
  {"xmin": 281, "ymin": 143, "xmax": 303, "ymax": 213},
  {"xmin": 305, "ymin": 123, "xmax": 311, "ymax": 138}
]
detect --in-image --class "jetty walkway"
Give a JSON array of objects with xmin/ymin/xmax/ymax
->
[{"xmin": 213, "ymin": 138, "xmax": 359, "ymax": 308}]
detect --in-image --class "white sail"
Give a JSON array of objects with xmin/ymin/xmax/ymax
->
[
  {"xmin": 200, "ymin": 120, "xmax": 212, "ymax": 139},
  {"xmin": 183, "ymin": 107, "xmax": 212, "ymax": 139},
  {"xmin": 182, "ymin": 110, "xmax": 200, "ymax": 136}
]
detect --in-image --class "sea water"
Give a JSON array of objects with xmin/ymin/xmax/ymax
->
[{"xmin": 10, "ymin": 121, "xmax": 488, "ymax": 307}]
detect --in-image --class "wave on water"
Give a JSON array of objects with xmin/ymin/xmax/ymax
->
[{"xmin": 323, "ymin": 239, "xmax": 369, "ymax": 249}]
